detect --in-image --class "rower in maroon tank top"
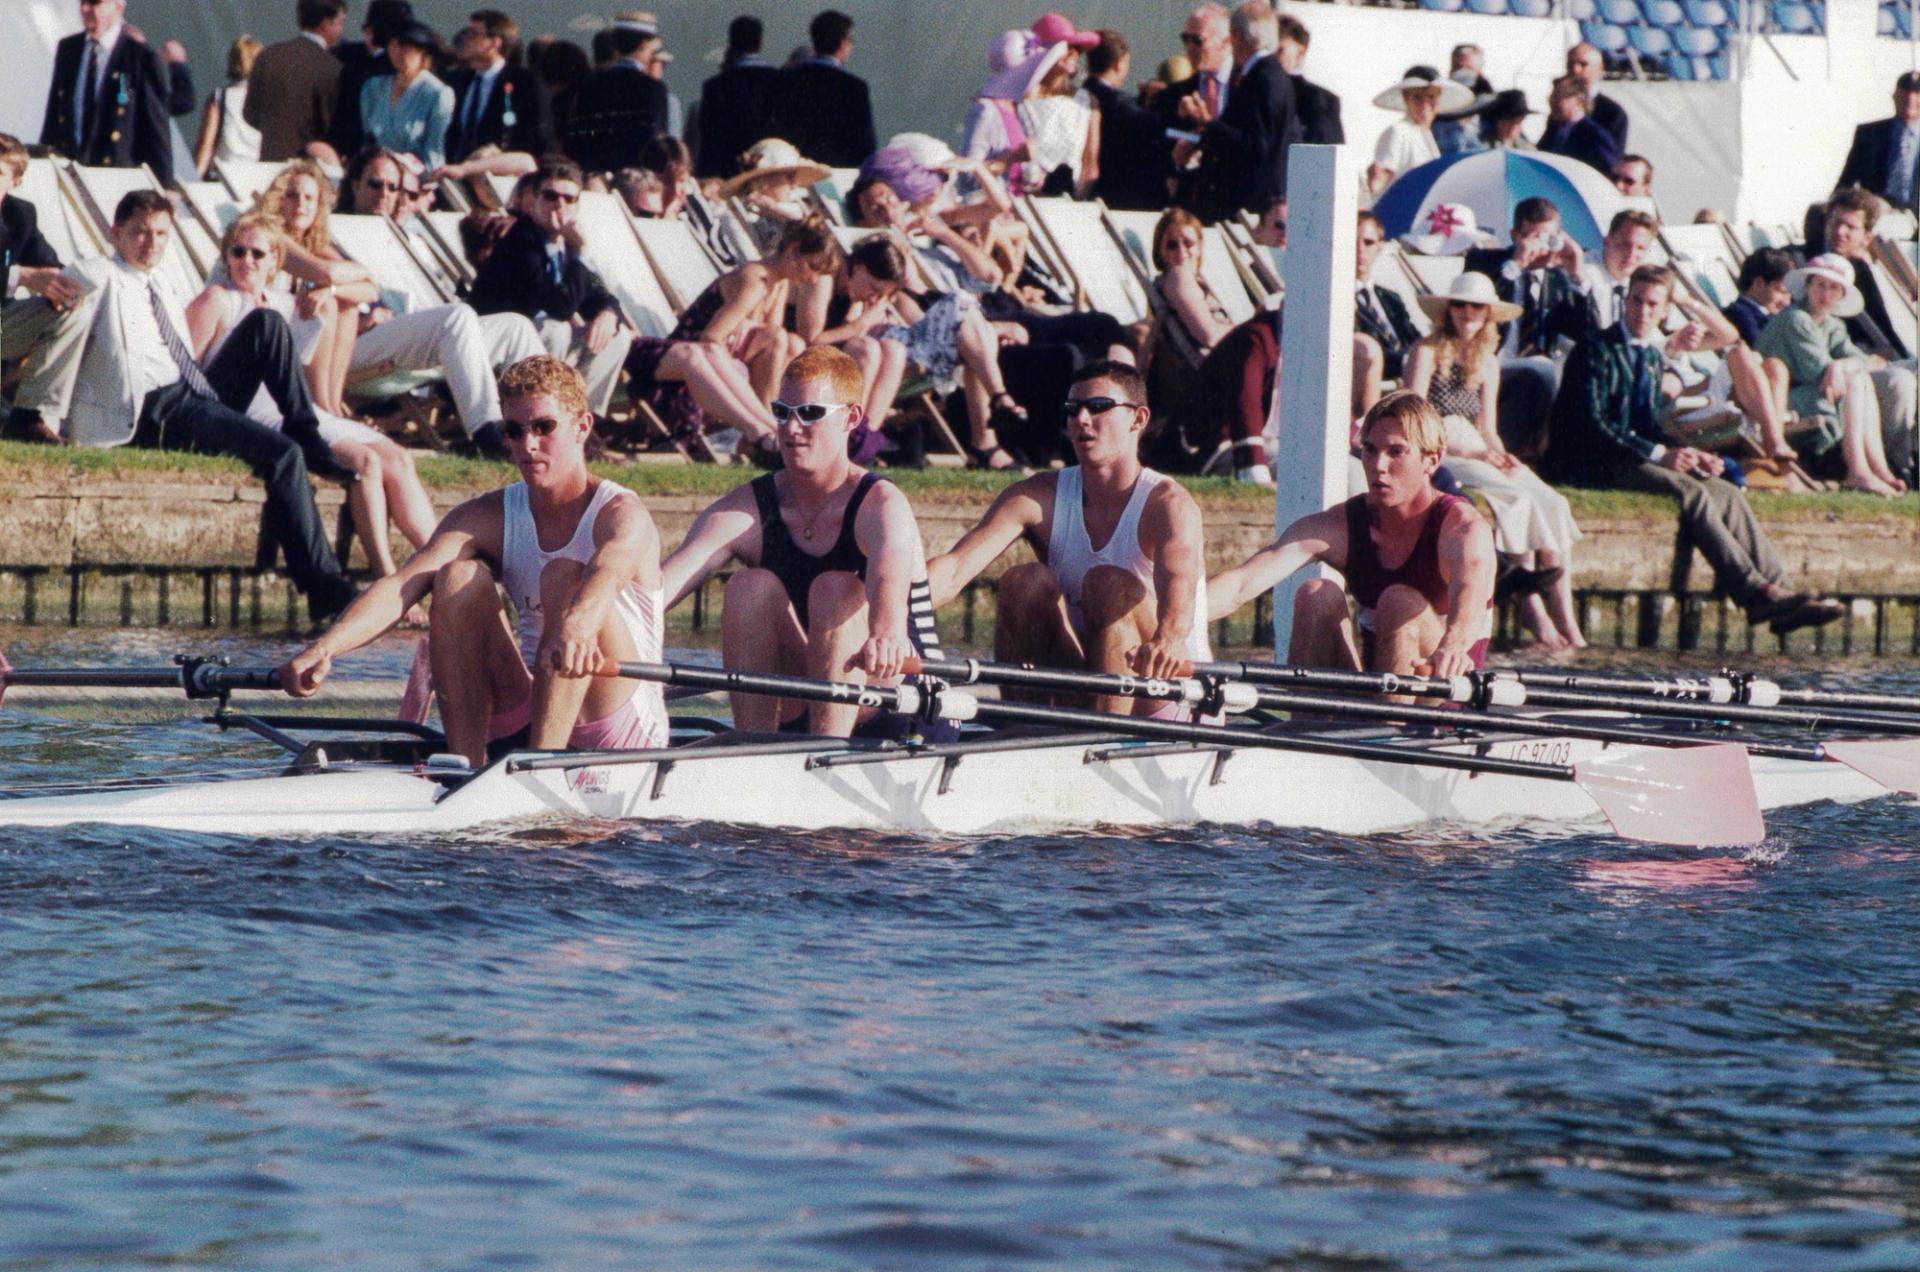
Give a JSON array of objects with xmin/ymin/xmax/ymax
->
[{"xmin": 1208, "ymin": 391, "xmax": 1498, "ymax": 677}]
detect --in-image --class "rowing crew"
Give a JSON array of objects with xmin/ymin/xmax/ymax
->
[{"xmin": 278, "ymin": 353, "xmax": 1633, "ymax": 762}]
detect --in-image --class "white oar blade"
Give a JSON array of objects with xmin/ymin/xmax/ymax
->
[
  {"xmin": 1821, "ymin": 739, "xmax": 1920, "ymax": 798},
  {"xmin": 1574, "ymin": 742, "xmax": 1764, "ymax": 847}
]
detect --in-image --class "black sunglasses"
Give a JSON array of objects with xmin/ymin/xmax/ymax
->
[
  {"xmin": 226, "ymin": 245, "xmax": 269, "ymax": 261},
  {"xmin": 500, "ymin": 417, "xmax": 563, "ymax": 443},
  {"xmin": 770, "ymin": 401, "xmax": 851, "ymax": 426},
  {"xmin": 1062, "ymin": 396, "xmax": 1139, "ymax": 418},
  {"xmin": 361, "ymin": 178, "xmax": 401, "ymax": 193},
  {"xmin": 1179, "ymin": 32, "xmax": 1206, "ymax": 44},
  {"xmin": 539, "ymin": 188, "xmax": 580, "ymax": 205}
]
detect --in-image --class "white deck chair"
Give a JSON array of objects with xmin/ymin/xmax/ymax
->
[
  {"xmin": 1023, "ymin": 197, "xmax": 1148, "ymax": 324},
  {"xmin": 16, "ymin": 158, "xmax": 94, "ymax": 268},
  {"xmin": 1199, "ymin": 226, "xmax": 1255, "ymax": 326},
  {"xmin": 1370, "ymin": 243, "xmax": 1432, "ymax": 338},
  {"xmin": 1219, "ymin": 221, "xmax": 1280, "ymax": 304},
  {"xmin": 1103, "ymin": 208, "xmax": 1157, "ymax": 286},
  {"xmin": 67, "ymin": 164, "xmax": 205, "ymax": 300},
  {"xmin": 420, "ymin": 210, "xmax": 476, "ymax": 286},
  {"xmin": 327, "ymin": 214, "xmax": 456, "ymax": 426},
  {"xmin": 1867, "ymin": 259, "xmax": 1918, "ymax": 356},
  {"xmin": 1401, "ymin": 252, "xmax": 1465, "ymax": 297},
  {"xmin": 809, "ymin": 168, "xmax": 860, "ymax": 226},
  {"xmin": 213, "ymin": 158, "xmax": 290, "ymax": 203},
  {"xmin": 631, "ymin": 217, "xmax": 722, "ymax": 314},
  {"xmin": 1661, "ymin": 223, "xmax": 1744, "ymax": 309}
]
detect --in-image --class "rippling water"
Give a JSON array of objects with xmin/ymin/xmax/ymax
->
[{"xmin": 1, "ymin": 632, "xmax": 1917, "ymax": 1268}]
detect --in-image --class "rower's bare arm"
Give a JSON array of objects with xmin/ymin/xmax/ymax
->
[
  {"xmin": 1135, "ymin": 484, "xmax": 1205, "ymax": 675},
  {"xmin": 1205, "ymin": 507, "xmax": 1345, "ymax": 620},
  {"xmin": 278, "ymin": 500, "xmax": 494, "ymax": 696},
  {"xmin": 660, "ymin": 486, "xmax": 760, "ymax": 610},
  {"xmin": 547, "ymin": 495, "xmax": 659, "ymax": 679},
  {"xmin": 925, "ymin": 476, "xmax": 1051, "ymax": 607},
  {"xmin": 1428, "ymin": 504, "xmax": 1497, "ymax": 677},
  {"xmin": 851, "ymin": 483, "xmax": 922, "ymax": 678}
]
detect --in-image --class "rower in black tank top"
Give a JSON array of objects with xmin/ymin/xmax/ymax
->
[{"xmin": 750, "ymin": 471, "xmax": 942, "ymax": 655}]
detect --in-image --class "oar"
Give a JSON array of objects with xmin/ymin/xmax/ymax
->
[
  {"xmin": 612, "ymin": 660, "xmax": 1765, "ymax": 847},
  {"xmin": 1506, "ymin": 668, "xmax": 1920, "ymax": 715},
  {"xmin": 0, "ymin": 650, "xmax": 282, "ymax": 710}
]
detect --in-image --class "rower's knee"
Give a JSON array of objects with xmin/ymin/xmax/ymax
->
[
  {"xmin": 1293, "ymin": 577, "xmax": 1349, "ymax": 626},
  {"xmin": 1081, "ymin": 564, "xmax": 1149, "ymax": 632},
  {"xmin": 996, "ymin": 561, "xmax": 1061, "ymax": 624},
  {"xmin": 1374, "ymin": 583, "xmax": 1435, "ymax": 633},
  {"xmin": 722, "ymin": 567, "xmax": 791, "ymax": 628},
  {"xmin": 806, "ymin": 570, "xmax": 867, "ymax": 635},
  {"xmin": 431, "ymin": 558, "xmax": 499, "ymax": 625}
]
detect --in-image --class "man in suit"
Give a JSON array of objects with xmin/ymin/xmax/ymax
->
[
  {"xmin": 467, "ymin": 160, "xmax": 633, "ymax": 416},
  {"xmin": 1275, "ymin": 13, "xmax": 1341, "ymax": 145},
  {"xmin": 1538, "ymin": 77, "xmax": 1620, "ymax": 177},
  {"xmin": 695, "ymin": 16, "xmax": 779, "ymax": 180},
  {"xmin": 38, "ymin": 0, "xmax": 177, "ymax": 185},
  {"xmin": 327, "ymin": 0, "xmax": 411, "ymax": 164},
  {"xmin": 564, "ymin": 12, "xmax": 670, "ymax": 172},
  {"xmin": 1158, "ymin": 3, "xmax": 1233, "ymax": 210},
  {"xmin": 446, "ymin": 9, "xmax": 555, "ymax": 163},
  {"xmin": 243, "ymin": 0, "xmax": 345, "ymax": 163},
  {"xmin": 1463, "ymin": 197, "xmax": 1592, "ymax": 457},
  {"xmin": 1085, "ymin": 29, "xmax": 1170, "ymax": 212},
  {"xmin": 1544, "ymin": 265, "xmax": 1841, "ymax": 635},
  {"xmin": 1566, "ymin": 42, "xmax": 1627, "ymax": 151},
  {"xmin": 772, "ymin": 11, "xmax": 876, "ymax": 169},
  {"xmin": 1174, "ymin": 1, "xmax": 1299, "ymax": 224},
  {"xmin": 58, "ymin": 191, "xmax": 357, "ymax": 621},
  {"xmin": 1352, "ymin": 210, "xmax": 1423, "ymax": 417},
  {"xmin": 1, "ymin": 134, "xmax": 90, "ymax": 444},
  {"xmin": 1835, "ymin": 71, "xmax": 1920, "ymax": 214}
]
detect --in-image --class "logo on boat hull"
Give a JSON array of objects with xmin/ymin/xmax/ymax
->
[{"xmin": 1489, "ymin": 739, "xmax": 1575, "ymax": 766}]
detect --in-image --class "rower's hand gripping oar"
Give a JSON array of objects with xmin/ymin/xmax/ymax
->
[
  {"xmin": 615, "ymin": 660, "xmax": 1765, "ymax": 848},
  {"xmin": 0, "ymin": 650, "xmax": 283, "ymax": 711}
]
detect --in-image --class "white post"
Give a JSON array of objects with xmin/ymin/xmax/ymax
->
[{"xmin": 1266, "ymin": 143, "xmax": 1358, "ymax": 660}]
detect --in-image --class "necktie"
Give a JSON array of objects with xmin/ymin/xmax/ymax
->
[
  {"xmin": 148, "ymin": 281, "xmax": 215, "ymax": 399},
  {"xmin": 463, "ymin": 73, "xmax": 488, "ymax": 139},
  {"xmin": 1201, "ymin": 75, "xmax": 1220, "ymax": 116},
  {"xmin": 1631, "ymin": 343, "xmax": 1658, "ymax": 434},
  {"xmin": 1612, "ymin": 283, "xmax": 1626, "ymax": 326},
  {"xmin": 547, "ymin": 248, "xmax": 564, "ymax": 286},
  {"xmin": 1356, "ymin": 286, "xmax": 1382, "ymax": 335},
  {"xmin": 1888, "ymin": 126, "xmax": 1918, "ymax": 210},
  {"xmin": 77, "ymin": 39, "xmax": 102, "ymax": 150}
]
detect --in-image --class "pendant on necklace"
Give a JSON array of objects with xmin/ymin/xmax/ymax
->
[{"xmin": 802, "ymin": 526, "xmax": 813, "ymax": 540}]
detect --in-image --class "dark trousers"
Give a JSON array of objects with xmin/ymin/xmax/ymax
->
[
  {"xmin": 1177, "ymin": 311, "xmax": 1281, "ymax": 458},
  {"xmin": 136, "ymin": 309, "xmax": 352, "ymax": 615},
  {"xmin": 1606, "ymin": 459, "xmax": 1788, "ymax": 606},
  {"xmin": 1497, "ymin": 357, "xmax": 1560, "ymax": 461}
]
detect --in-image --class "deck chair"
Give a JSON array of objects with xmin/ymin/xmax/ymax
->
[
  {"xmin": 16, "ymin": 158, "xmax": 95, "ymax": 268},
  {"xmin": 1218, "ymin": 221, "xmax": 1280, "ymax": 304},
  {"xmin": 1662, "ymin": 223, "xmax": 1745, "ymax": 308},
  {"xmin": 1023, "ymin": 197, "xmax": 1148, "ymax": 324},
  {"xmin": 631, "ymin": 217, "xmax": 722, "ymax": 314},
  {"xmin": 684, "ymin": 190, "xmax": 757, "ymax": 267},
  {"xmin": 1104, "ymin": 208, "xmax": 1158, "ymax": 288},
  {"xmin": 1370, "ymin": 243, "xmax": 1432, "ymax": 337},
  {"xmin": 213, "ymin": 158, "xmax": 290, "ymax": 203},
  {"xmin": 328, "ymin": 214, "xmax": 459, "ymax": 445},
  {"xmin": 1199, "ymin": 226, "xmax": 1256, "ymax": 326},
  {"xmin": 809, "ymin": 168, "xmax": 860, "ymax": 225},
  {"xmin": 67, "ymin": 164, "xmax": 206, "ymax": 300},
  {"xmin": 1873, "ymin": 237, "xmax": 1919, "ymax": 304},
  {"xmin": 419, "ymin": 210, "xmax": 476, "ymax": 287},
  {"xmin": 1866, "ymin": 258, "xmax": 1918, "ymax": 357},
  {"xmin": 1400, "ymin": 252, "xmax": 1466, "ymax": 297}
]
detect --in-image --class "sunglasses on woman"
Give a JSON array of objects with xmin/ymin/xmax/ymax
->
[
  {"xmin": 770, "ymin": 401, "xmax": 852, "ymax": 426},
  {"xmin": 226, "ymin": 245, "xmax": 270, "ymax": 261},
  {"xmin": 500, "ymin": 417, "xmax": 563, "ymax": 443}
]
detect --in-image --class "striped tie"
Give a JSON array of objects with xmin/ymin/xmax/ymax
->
[{"xmin": 148, "ymin": 282, "xmax": 216, "ymax": 399}]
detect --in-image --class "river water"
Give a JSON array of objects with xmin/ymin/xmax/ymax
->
[{"xmin": 0, "ymin": 631, "xmax": 1916, "ymax": 1268}]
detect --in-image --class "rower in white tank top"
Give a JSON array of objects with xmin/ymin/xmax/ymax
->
[
  {"xmin": 1046, "ymin": 465, "xmax": 1212, "ymax": 662},
  {"xmin": 500, "ymin": 478, "xmax": 667, "ymax": 741}
]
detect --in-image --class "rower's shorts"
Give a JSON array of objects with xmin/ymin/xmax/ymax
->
[{"xmin": 487, "ymin": 688, "xmax": 666, "ymax": 751}]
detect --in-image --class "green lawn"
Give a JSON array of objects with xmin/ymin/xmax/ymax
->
[{"xmin": 1, "ymin": 439, "xmax": 1912, "ymax": 523}]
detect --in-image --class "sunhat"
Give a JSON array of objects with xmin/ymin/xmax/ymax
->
[
  {"xmin": 1435, "ymin": 67, "xmax": 1496, "ymax": 121},
  {"xmin": 888, "ymin": 132, "xmax": 959, "ymax": 171},
  {"xmin": 719, "ymin": 138, "xmax": 830, "ymax": 198},
  {"xmin": 979, "ymin": 30, "xmax": 1065, "ymax": 101},
  {"xmin": 1403, "ymin": 202, "xmax": 1489, "ymax": 256},
  {"xmin": 1786, "ymin": 253, "xmax": 1864, "ymax": 318},
  {"xmin": 1030, "ymin": 12, "xmax": 1100, "ymax": 50},
  {"xmin": 386, "ymin": 20, "xmax": 440, "ymax": 51},
  {"xmin": 1373, "ymin": 65, "xmax": 1476, "ymax": 114},
  {"xmin": 1483, "ymin": 89, "xmax": 1537, "ymax": 122},
  {"xmin": 1417, "ymin": 271, "xmax": 1524, "ymax": 325},
  {"xmin": 859, "ymin": 146, "xmax": 944, "ymax": 205}
]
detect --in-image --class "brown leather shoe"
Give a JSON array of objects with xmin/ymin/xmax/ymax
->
[{"xmin": 1769, "ymin": 596, "xmax": 1846, "ymax": 635}]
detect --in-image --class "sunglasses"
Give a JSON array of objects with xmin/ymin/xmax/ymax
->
[
  {"xmin": 770, "ymin": 401, "xmax": 851, "ymax": 426},
  {"xmin": 361, "ymin": 178, "xmax": 402, "ymax": 193},
  {"xmin": 1062, "ymin": 396, "xmax": 1139, "ymax": 418},
  {"xmin": 1358, "ymin": 237, "xmax": 1383, "ymax": 248},
  {"xmin": 1447, "ymin": 300, "xmax": 1487, "ymax": 310},
  {"xmin": 500, "ymin": 417, "xmax": 564, "ymax": 443},
  {"xmin": 1179, "ymin": 32, "xmax": 1206, "ymax": 44},
  {"xmin": 539, "ymin": 188, "xmax": 580, "ymax": 205},
  {"xmin": 226, "ymin": 245, "xmax": 270, "ymax": 261}
]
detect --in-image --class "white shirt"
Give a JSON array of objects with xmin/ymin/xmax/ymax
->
[
  {"xmin": 113, "ymin": 256, "xmax": 187, "ymax": 397},
  {"xmin": 1373, "ymin": 118, "xmax": 1439, "ymax": 177},
  {"xmin": 73, "ymin": 22, "xmax": 124, "ymax": 117},
  {"xmin": 1580, "ymin": 262, "xmax": 1629, "ymax": 328},
  {"xmin": 300, "ymin": 30, "xmax": 329, "ymax": 49}
]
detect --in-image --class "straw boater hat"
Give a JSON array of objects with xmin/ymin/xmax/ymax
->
[
  {"xmin": 979, "ymin": 29, "xmax": 1065, "ymax": 101},
  {"xmin": 1417, "ymin": 271, "xmax": 1524, "ymax": 325},
  {"xmin": 720, "ymin": 138, "xmax": 831, "ymax": 198},
  {"xmin": 1404, "ymin": 202, "xmax": 1490, "ymax": 256},
  {"xmin": 1373, "ymin": 65, "xmax": 1476, "ymax": 114},
  {"xmin": 1786, "ymin": 253, "xmax": 1865, "ymax": 318}
]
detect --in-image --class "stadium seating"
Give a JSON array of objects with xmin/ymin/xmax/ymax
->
[{"xmin": 1883, "ymin": 2, "xmax": 1914, "ymax": 39}]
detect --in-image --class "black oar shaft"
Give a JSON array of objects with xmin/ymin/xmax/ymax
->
[
  {"xmin": 0, "ymin": 664, "xmax": 282, "ymax": 696},
  {"xmin": 1516, "ymin": 670, "xmax": 1920, "ymax": 715},
  {"xmin": 910, "ymin": 655, "xmax": 1200, "ymax": 704}
]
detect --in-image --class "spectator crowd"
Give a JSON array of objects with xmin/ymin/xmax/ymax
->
[{"xmin": 2, "ymin": 0, "xmax": 1914, "ymax": 641}]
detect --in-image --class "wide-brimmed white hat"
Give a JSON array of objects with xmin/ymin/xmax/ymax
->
[
  {"xmin": 979, "ymin": 29, "xmax": 1065, "ymax": 101},
  {"xmin": 1373, "ymin": 66, "xmax": 1476, "ymax": 114},
  {"xmin": 1403, "ymin": 202, "xmax": 1490, "ymax": 256},
  {"xmin": 719, "ymin": 138, "xmax": 831, "ymax": 198},
  {"xmin": 1417, "ymin": 270, "xmax": 1524, "ymax": 325},
  {"xmin": 887, "ymin": 131, "xmax": 959, "ymax": 171},
  {"xmin": 1786, "ymin": 252, "xmax": 1865, "ymax": 318}
]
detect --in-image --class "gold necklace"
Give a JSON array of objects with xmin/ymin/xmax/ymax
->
[{"xmin": 793, "ymin": 478, "xmax": 846, "ymax": 542}]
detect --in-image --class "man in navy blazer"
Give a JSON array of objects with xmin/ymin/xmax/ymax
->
[
  {"xmin": 564, "ymin": 13, "xmax": 670, "ymax": 173},
  {"xmin": 1566, "ymin": 42, "xmax": 1627, "ymax": 151},
  {"xmin": 446, "ymin": 10, "xmax": 555, "ymax": 163},
  {"xmin": 695, "ymin": 17, "xmax": 779, "ymax": 180},
  {"xmin": 1175, "ymin": 4, "xmax": 1299, "ymax": 224},
  {"xmin": 1835, "ymin": 72, "xmax": 1920, "ymax": 213},
  {"xmin": 1537, "ymin": 77, "xmax": 1620, "ymax": 177},
  {"xmin": 1084, "ymin": 30, "xmax": 1171, "ymax": 212},
  {"xmin": 1, "ymin": 133, "xmax": 89, "ymax": 444},
  {"xmin": 1276, "ymin": 14, "xmax": 1341, "ymax": 145},
  {"xmin": 39, "ymin": 0, "xmax": 177, "ymax": 184},
  {"xmin": 772, "ymin": 11, "xmax": 876, "ymax": 170}
]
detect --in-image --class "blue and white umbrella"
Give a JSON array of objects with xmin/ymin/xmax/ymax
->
[{"xmin": 1373, "ymin": 150, "xmax": 1627, "ymax": 252}]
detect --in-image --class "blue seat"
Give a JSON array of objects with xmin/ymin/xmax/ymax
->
[
  {"xmin": 1597, "ymin": 0, "xmax": 1640, "ymax": 23},
  {"xmin": 1674, "ymin": 25, "xmax": 1722, "ymax": 55},
  {"xmin": 1707, "ymin": 52, "xmax": 1730, "ymax": 78},
  {"xmin": 1770, "ymin": 0, "xmax": 1818, "ymax": 33},
  {"xmin": 1419, "ymin": 0, "xmax": 1467, "ymax": 11},
  {"xmin": 1643, "ymin": 0, "xmax": 1686, "ymax": 25},
  {"xmin": 1683, "ymin": 0, "xmax": 1732, "ymax": 25},
  {"xmin": 1511, "ymin": 0, "xmax": 1554, "ymax": 14},
  {"xmin": 1567, "ymin": 0, "xmax": 1597, "ymax": 17},
  {"xmin": 1464, "ymin": 0, "xmax": 1509, "ymax": 13},
  {"xmin": 1880, "ymin": 6, "xmax": 1898, "ymax": 37},
  {"xmin": 1581, "ymin": 19, "xmax": 1631, "ymax": 54},
  {"xmin": 1628, "ymin": 25, "xmax": 1675, "ymax": 57}
]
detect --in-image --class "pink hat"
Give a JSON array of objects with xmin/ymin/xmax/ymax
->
[
  {"xmin": 979, "ymin": 30, "xmax": 1065, "ymax": 101},
  {"xmin": 1031, "ymin": 12, "xmax": 1099, "ymax": 50}
]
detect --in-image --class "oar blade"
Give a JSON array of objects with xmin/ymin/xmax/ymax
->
[
  {"xmin": 1574, "ymin": 742, "xmax": 1765, "ymax": 847},
  {"xmin": 1821, "ymin": 739, "xmax": 1920, "ymax": 798}
]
